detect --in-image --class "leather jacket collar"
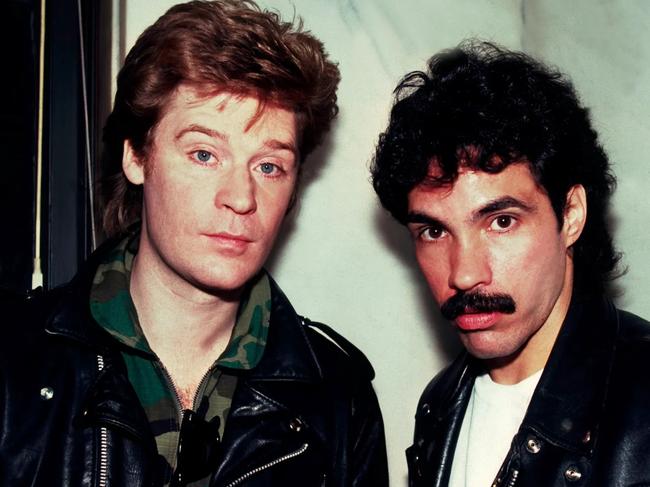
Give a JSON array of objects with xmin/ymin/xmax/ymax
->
[{"xmin": 246, "ymin": 280, "xmax": 323, "ymax": 383}]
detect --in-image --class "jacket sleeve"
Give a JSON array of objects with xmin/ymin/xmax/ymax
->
[{"xmin": 303, "ymin": 319, "xmax": 389, "ymax": 486}]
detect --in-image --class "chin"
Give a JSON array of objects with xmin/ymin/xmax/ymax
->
[
  {"xmin": 468, "ymin": 348, "xmax": 513, "ymax": 361},
  {"xmin": 195, "ymin": 264, "xmax": 263, "ymax": 293},
  {"xmin": 462, "ymin": 336, "xmax": 524, "ymax": 362},
  {"xmin": 189, "ymin": 278, "xmax": 248, "ymax": 299}
]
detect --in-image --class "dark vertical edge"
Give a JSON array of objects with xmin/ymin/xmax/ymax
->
[
  {"xmin": 43, "ymin": 0, "xmax": 85, "ymax": 288},
  {"xmin": 93, "ymin": 0, "xmax": 114, "ymax": 246},
  {"xmin": 0, "ymin": 0, "xmax": 38, "ymax": 293}
]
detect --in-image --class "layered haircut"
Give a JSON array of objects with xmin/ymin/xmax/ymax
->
[
  {"xmin": 371, "ymin": 41, "xmax": 620, "ymax": 295},
  {"xmin": 102, "ymin": 0, "xmax": 340, "ymax": 236}
]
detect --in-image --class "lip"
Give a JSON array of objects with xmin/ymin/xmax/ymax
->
[
  {"xmin": 203, "ymin": 232, "xmax": 254, "ymax": 253},
  {"xmin": 455, "ymin": 311, "xmax": 501, "ymax": 331}
]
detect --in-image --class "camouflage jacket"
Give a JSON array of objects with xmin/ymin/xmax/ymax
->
[{"xmin": 0, "ymin": 236, "xmax": 389, "ymax": 486}]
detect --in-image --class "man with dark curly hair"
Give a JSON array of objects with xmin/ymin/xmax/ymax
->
[
  {"xmin": 0, "ymin": 1, "xmax": 388, "ymax": 486},
  {"xmin": 372, "ymin": 41, "xmax": 650, "ymax": 486}
]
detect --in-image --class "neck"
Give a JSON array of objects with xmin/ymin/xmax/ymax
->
[
  {"xmin": 127, "ymin": 230, "xmax": 250, "ymax": 409},
  {"xmin": 129, "ymin": 245, "xmax": 241, "ymax": 360}
]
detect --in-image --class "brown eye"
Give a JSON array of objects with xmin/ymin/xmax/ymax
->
[
  {"xmin": 491, "ymin": 215, "xmax": 514, "ymax": 231},
  {"xmin": 421, "ymin": 226, "xmax": 446, "ymax": 241},
  {"xmin": 497, "ymin": 216, "xmax": 511, "ymax": 228}
]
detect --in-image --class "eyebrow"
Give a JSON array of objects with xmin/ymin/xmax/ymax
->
[
  {"xmin": 472, "ymin": 196, "xmax": 535, "ymax": 222},
  {"xmin": 405, "ymin": 212, "xmax": 443, "ymax": 227},
  {"xmin": 263, "ymin": 139, "xmax": 299, "ymax": 157},
  {"xmin": 175, "ymin": 123, "xmax": 298, "ymax": 158},
  {"xmin": 175, "ymin": 124, "xmax": 226, "ymax": 141},
  {"xmin": 406, "ymin": 196, "xmax": 535, "ymax": 226}
]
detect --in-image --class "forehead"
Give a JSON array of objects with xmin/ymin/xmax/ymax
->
[
  {"xmin": 408, "ymin": 163, "xmax": 546, "ymax": 214},
  {"xmin": 156, "ymin": 84, "xmax": 297, "ymax": 140}
]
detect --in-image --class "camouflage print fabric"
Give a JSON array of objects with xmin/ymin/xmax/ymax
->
[{"xmin": 90, "ymin": 233, "xmax": 271, "ymax": 486}]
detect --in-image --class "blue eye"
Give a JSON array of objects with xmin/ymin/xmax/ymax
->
[
  {"xmin": 195, "ymin": 150, "xmax": 212, "ymax": 163},
  {"xmin": 260, "ymin": 162, "xmax": 276, "ymax": 174}
]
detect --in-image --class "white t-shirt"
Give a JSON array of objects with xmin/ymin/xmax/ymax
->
[{"xmin": 448, "ymin": 369, "xmax": 543, "ymax": 487}]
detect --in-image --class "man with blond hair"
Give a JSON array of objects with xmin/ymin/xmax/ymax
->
[{"xmin": 0, "ymin": 2, "xmax": 387, "ymax": 485}]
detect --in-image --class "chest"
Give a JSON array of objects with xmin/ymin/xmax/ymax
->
[{"xmin": 409, "ymin": 402, "xmax": 650, "ymax": 487}]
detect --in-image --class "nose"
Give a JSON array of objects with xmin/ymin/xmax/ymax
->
[
  {"xmin": 448, "ymin": 237, "xmax": 492, "ymax": 292},
  {"xmin": 214, "ymin": 165, "xmax": 257, "ymax": 214}
]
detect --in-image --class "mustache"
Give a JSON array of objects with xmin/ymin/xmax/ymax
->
[{"xmin": 440, "ymin": 291, "xmax": 516, "ymax": 321}]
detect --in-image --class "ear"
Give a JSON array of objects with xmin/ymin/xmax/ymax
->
[
  {"xmin": 122, "ymin": 140, "xmax": 145, "ymax": 185},
  {"xmin": 562, "ymin": 184, "xmax": 587, "ymax": 248}
]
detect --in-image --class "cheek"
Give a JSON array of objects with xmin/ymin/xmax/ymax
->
[
  {"xmin": 256, "ymin": 183, "xmax": 296, "ymax": 227},
  {"xmin": 492, "ymin": 232, "xmax": 566, "ymax": 299},
  {"xmin": 415, "ymin": 246, "xmax": 450, "ymax": 302},
  {"xmin": 259, "ymin": 200, "xmax": 290, "ymax": 236},
  {"xmin": 144, "ymin": 172, "xmax": 203, "ymax": 226}
]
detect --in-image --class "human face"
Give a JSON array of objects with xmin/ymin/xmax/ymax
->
[
  {"xmin": 407, "ymin": 163, "xmax": 585, "ymax": 378},
  {"xmin": 123, "ymin": 85, "xmax": 299, "ymax": 295}
]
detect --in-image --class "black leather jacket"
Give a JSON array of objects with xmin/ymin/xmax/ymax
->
[
  {"xmin": 0, "ymin": 247, "xmax": 388, "ymax": 486},
  {"xmin": 407, "ymin": 296, "xmax": 650, "ymax": 487}
]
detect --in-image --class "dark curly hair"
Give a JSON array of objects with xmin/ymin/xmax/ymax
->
[
  {"xmin": 371, "ymin": 40, "xmax": 620, "ymax": 295},
  {"xmin": 101, "ymin": 0, "xmax": 340, "ymax": 236}
]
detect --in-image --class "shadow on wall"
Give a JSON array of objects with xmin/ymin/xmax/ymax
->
[
  {"xmin": 266, "ymin": 127, "xmax": 337, "ymax": 271},
  {"xmin": 373, "ymin": 207, "xmax": 462, "ymax": 365},
  {"xmin": 605, "ymin": 210, "xmax": 627, "ymax": 304},
  {"xmin": 266, "ymin": 120, "xmax": 461, "ymax": 366}
]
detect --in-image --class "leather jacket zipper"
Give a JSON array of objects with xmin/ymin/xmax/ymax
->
[
  {"xmin": 505, "ymin": 468, "xmax": 519, "ymax": 487},
  {"xmin": 96, "ymin": 355, "xmax": 109, "ymax": 487},
  {"xmin": 224, "ymin": 443, "xmax": 310, "ymax": 487},
  {"xmin": 158, "ymin": 359, "xmax": 217, "ymax": 484},
  {"xmin": 157, "ymin": 361, "xmax": 184, "ymax": 422},
  {"xmin": 157, "ymin": 356, "xmax": 216, "ymax": 418},
  {"xmin": 492, "ymin": 462, "xmax": 519, "ymax": 487}
]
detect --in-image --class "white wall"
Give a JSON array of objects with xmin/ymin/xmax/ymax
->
[
  {"xmin": 522, "ymin": 0, "xmax": 650, "ymax": 318},
  {"xmin": 118, "ymin": 2, "xmax": 649, "ymax": 485}
]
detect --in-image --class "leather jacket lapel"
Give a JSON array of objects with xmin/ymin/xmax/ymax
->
[
  {"xmin": 521, "ymin": 297, "xmax": 618, "ymax": 453},
  {"xmin": 245, "ymin": 278, "xmax": 322, "ymax": 383},
  {"xmin": 409, "ymin": 354, "xmax": 476, "ymax": 487}
]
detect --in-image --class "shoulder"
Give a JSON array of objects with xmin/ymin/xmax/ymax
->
[
  {"xmin": 2, "ymin": 287, "xmax": 55, "ymax": 334},
  {"xmin": 616, "ymin": 308, "xmax": 650, "ymax": 342},
  {"xmin": 301, "ymin": 317, "xmax": 376, "ymax": 383},
  {"xmin": 595, "ymin": 308, "xmax": 650, "ymax": 449},
  {"xmin": 0, "ymin": 286, "xmax": 69, "ymax": 353},
  {"xmin": 612, "ymin": 307, "xmax": 650, "ymax": 375},
  {"xmin": 265, "ymin": 276, "xmax": 376, "ymax": 385},
  {"xmin": 0, "ymin": 286, "xmax": 84, "ymax": 393}
]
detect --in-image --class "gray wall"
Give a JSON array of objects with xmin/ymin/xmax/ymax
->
[{"xmin": 117, "ymin": 1, "xmax": 650, "ymax": 484}]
